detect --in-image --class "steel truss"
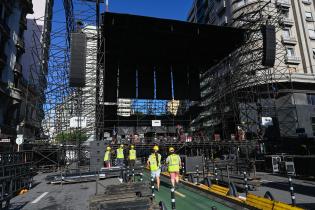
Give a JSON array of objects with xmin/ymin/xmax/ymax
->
[{"xmin": 196, "ymin": 0, "xmax": 299, "ymax": 144}]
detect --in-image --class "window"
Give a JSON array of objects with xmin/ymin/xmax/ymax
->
[
  {"xmin": 312, "ymin": 117, "xmax": 315, "ymax": 136},
  {"xmin": 309, "ymin": 29, "xmax": 315, "ymax": 39},
  {"xmin": 283, "ymin": 28, "xmax": 291, "ymax": 37},
  {"xmin": 306, "ymin": 11, "xmax": 312, "ymax": 18},
  {"xmin": 281, "ymin": 10, "xmax": 289, "ymax": 18},
  {"xmin": 286, "ymin": 47, "xmax": 295, "ymax": 56},
  {"xmin": 305, "ymin": 11, "xmax": 313, "ymax": 21},
  {"xmin": 307, "ymin": 94, "xmax": 315, "ymax": 105}
]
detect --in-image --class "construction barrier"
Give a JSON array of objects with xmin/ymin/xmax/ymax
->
[{"xmin": 246, "ymin": 193, "xmax": 303, "ymax": 210}]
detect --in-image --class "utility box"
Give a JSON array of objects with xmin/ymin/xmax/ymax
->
[{"xmin": 181, "ymin": 155, "xmax": 204, "ymax": 174}]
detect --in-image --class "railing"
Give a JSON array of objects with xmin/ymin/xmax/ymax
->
[
  {"xmin": 280, "ymin": 17, "xmax": 294, "ymax": 25},
  {"xmin": 281, "ymin": 35, "xmax": 297, "ymax": 44},
  {"xmin": 276, "ymin": 0, "xmax": 291, "ymax": 7},
  {"xmin": 285, "ymin": 55, "xmax": 301, "ymax": 64}
]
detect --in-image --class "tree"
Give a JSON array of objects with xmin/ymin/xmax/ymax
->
[{"xmin": 55, "ymin": 130, "xmax": 88, "ymax": 145}]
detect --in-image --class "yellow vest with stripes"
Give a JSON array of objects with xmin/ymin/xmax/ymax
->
[
  {"xmin": 167, "ymin": 154, "xmax": 180, "ymax": 172},
  {"xmin": 104, "ymin": 151, "xmax": 110, "ymax": 161},
  {"xmin": 129, "ymin": 149, "xmax": 136, "ymax": 160},
  {"xmin": 149, "ymin": 153, "xmax": 161, "ymax": 171},
  {"xmin": 117, "ymin": 148, "xmax": 124, "ymax": 159}
]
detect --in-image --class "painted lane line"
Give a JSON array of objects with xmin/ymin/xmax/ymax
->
[
  {"xmin": 31, "ymin": 192, "xmax": 49, "ymax": 204},
  {"xmin": 175, "ymin": 191, "xmax": 186, "ymax": 198}
]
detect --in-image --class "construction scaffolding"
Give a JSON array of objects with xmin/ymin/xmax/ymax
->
[{"xmin": 193, "ymin": 0, "xmax": 300, "ymax": 147}]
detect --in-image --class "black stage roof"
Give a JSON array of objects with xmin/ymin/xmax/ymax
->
[{"xmin": 102, "ymin": 12, "xmax": 246, "ymax": 66}]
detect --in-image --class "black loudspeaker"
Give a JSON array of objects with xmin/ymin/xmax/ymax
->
[
  {"xmin": 69, "ymin": 33, "xmax": 87, "ymax": 87},
  {"xmin": 261, "ymin": 25, "xmax": 276, "ymax": 67}
]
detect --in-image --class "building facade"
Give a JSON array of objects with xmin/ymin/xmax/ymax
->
[
  {"xmin": 188, "ymin": 0, "xmax": 315, "ymax": 139},
  {"xmin": 0, "ymin": 0, "xmax": 33, "ymax": 145},
  {"xmin": 0, "ymin": 0, "xmax": 53, "ymax": 146}
]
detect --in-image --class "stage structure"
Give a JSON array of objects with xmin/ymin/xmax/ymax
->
[{"xmin": 96, "ymin": 12, "xmax": 247, "ymax": 141}]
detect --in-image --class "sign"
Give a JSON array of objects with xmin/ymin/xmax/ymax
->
[
  {"xmin": 16, "ymin": 135, "xmax": 24, "ymax": 145},
  {"xmin": 0, "ymin": 139, "xmax": 10, "ymax": 143},
  {"xmin": 261, "ymin": 117, "xmax": 273, "ymax": 127},
  {"xmin": 70, "ymin": 117, "xmax": 87, "ymax": 128},
  {"xmin": 152, "ymin": 120, "xmax": 161, "ymax": 127}
]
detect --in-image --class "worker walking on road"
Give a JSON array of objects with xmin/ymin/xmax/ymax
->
[
  {"xmin": 147, "ymin": 145, "xmax": 161, "ymax": 191},
  {"xmin": 128, "ymin": 145, "xmax": 136, "ymax": 167},
  {"xmin": 104, "ymin": 146, "xmax": 112, "ymax": 168},
  {"xmin": 116, "ymin": 144, "xmax": 125, "ymax": 167},
  {"xmin": 166, "ymin": 147, "xmax": 181, "ymax": 188}
]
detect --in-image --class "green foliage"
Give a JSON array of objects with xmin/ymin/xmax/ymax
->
[{"xmin": 55, "ymin": 130, "xmax": 88, "ymax": 144}]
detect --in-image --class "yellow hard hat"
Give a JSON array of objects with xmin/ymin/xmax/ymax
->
[
  {"xmin": 169, "ymin": 147, "xmax": 175, "ymax": 152},
  {"xmin": 153, "ymin": 145, "xmax": 159, "ymax": 151},
  {"xmin": 106, "ymin": 146, "xmax": 111, "ymax": 151},
  {"xmin": 131, "ymin": 145, "xmax": 134, "ymax": 149},
  {"xmin": 120, "ymin": 144, "xmax": 124, "ymax": 148}
]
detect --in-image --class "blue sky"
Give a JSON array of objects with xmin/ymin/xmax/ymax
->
[{"xmin": 106, "ymin": 0, "xmax": 193, "ymax": 20}]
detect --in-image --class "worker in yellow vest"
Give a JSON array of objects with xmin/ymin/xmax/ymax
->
[
  {"xmin": 147, "ymin": 145, "xmax": 161, "ymax": 191},
  {"xmin": 116, "ymin": 144, "xmax": 125, "ymax": 166},
  {"xmin": 128, "ymin": 145, "xmax": 136, "ymax": 167},
  {"xmin": 166, "ymin": 147, "xmax": 181, "ymax": 188},
  {"xmin": 104, "ymin": 146, "xmax": 112, "ymax": 168}
]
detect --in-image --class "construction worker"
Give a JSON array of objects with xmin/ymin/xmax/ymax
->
[
  {"xmin": 166, "ymin": 147, "xmax": 181, "ymax": 188},
  {"xmin": 128, "ymin": 145, "xmax": 136, "ymax": 167},
  {"xmin": 147, "ymin": 145, "xmax": 161, "ymax": 191},
  {"xmin": 104, "ymin": 146, "xmax": 112, "ymax": 168},
  {"xmin": 116, "ymin": 144, "xmax": 125, "ymax": 166}
]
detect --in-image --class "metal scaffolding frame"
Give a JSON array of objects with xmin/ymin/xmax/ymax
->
[{"xmin": 194, "ymin": 1, "xmax": 299, "ymax": 145}]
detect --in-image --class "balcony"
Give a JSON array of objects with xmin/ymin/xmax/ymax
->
[
  {"xmin": 306, "ymin": 17, "xmax": 314, "ymax": 22},
  {"xmin": 14, "ymin": 63, "xmax": 22, "ymax": 75},
  {"xmin": 10, "ymin": 87, "xmax": 23, "ymax": 101},
  {"xmin": 281, "ymin": 35, "xmax": 297, "ymax": 45},
  {"xmin": 276, "ymin": 0, "xmax": 291, "ymax": 9},
  {"xmin": 279, "ymin": 17, "xmax": 294, "ymax": 26},
  {"xmin": 217, "ymin": 0, "xmax": 226, "ymax": 14},
  {"xmin": 0, "ymin": 19, "xmax": 10, "ymax": 38},
  {"xmin": 285, "ymin": 55, "xmax": 301, "ymax": 64},
  {"xmin": 16, "ymin": 38, "xmax": 25, "ymax": 53},
  {"xmin": 302, "ymin": 0, "xmax": 312, "ymax": 5}
]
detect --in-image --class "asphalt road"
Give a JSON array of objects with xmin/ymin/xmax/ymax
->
[
  {"xmin": 9, "ymin": 173, "xmax": 119, "ymax": 210},
  {"xmin": 253, "ymin": 172, "xmax": 315, "ymax": 210}
]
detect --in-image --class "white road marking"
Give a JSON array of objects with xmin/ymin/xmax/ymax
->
[
  {"xmin": 31, "ymin": 192, "xmax": 49, "ymax": 204},
  {"xmin": 260, "ymin": 179, "xmax": 273, "ymax": 183},
  {"xmin": 175, "ymin": 191, "xmax": 186, "ymax": 198}
]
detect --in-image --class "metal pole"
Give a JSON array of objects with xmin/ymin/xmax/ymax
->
[
  {"xmin": 140, "ymin": 172, "xmax": 143, "ymax": 182},
  {"xmin": 95, "ymin": 171, "xmax": 99, "ymax": 195},
  {"xmin": 243, "ymin": 171, "xmax": 248, "ymax": 196},
  {"xmin": 196, "ymin": 166, "xmax": 199, "ymax": 185},
  {"xmin": 95, "ymin": 0, "xmax": 100, "ymax": 140},
  {"xmin": 288, "ymin": 176, "xmax": 296, "ymax": 206},
  {"xmin": 171, "ymin": 187, "xmax": 176, "ymax": 210},
  {"xmin": 214, "ymin": 167, "xmax": 218, "ymax": 184},
  {"xmin": 151, "ymin": 177, "xmax": 155, "ymax": 199}
]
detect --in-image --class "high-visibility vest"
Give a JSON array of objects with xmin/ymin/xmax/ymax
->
[
  {"xmin": 104, "ymin": 151, "xmax": 110, "ymax": 161},
  {"xmin": 117, "ymin": 148, "xmax": 124, "ymax": 159},
  {"xmin": 129, "ymin": 149, "xmax": 136, "ymax": 160},
  {"xmin": 167, "ymin": 154, "xmax": 180, "ymax": 172},
  {"xmin": 148, "ymin": 153, "xmax": 161, "ymax": 171}
]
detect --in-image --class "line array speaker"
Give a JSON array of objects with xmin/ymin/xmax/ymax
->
[
  {"xmin": 261, "ymin": 25, "xmax": 276, "ymax": 67},
  {"xmin": 69, "ymin": 33, "xmax": 87, "ymax": 87}
]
